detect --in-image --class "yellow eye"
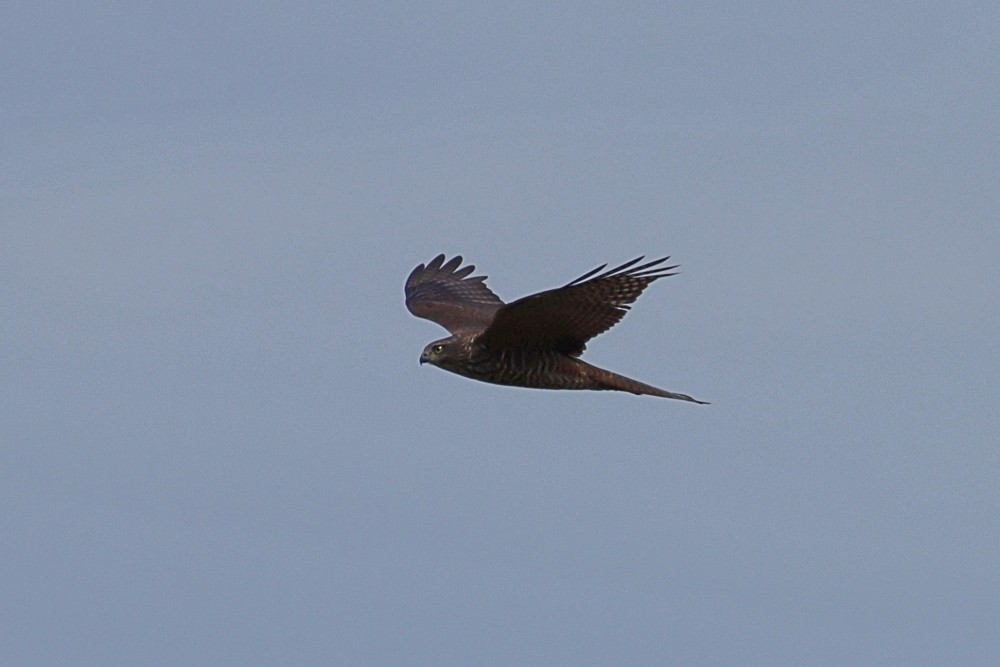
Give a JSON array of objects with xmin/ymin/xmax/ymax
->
[{"xmin": 432, "ymin": 344, "xmax": 444, "ymax": 354}]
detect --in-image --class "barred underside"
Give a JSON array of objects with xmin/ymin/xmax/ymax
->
[{"xmin": 453, "ymin": 344, "xmax": 707, "ymax": 403}]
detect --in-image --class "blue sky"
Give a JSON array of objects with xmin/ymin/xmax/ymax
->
[{"xmin": 4, "ymin": 2, "xmax": 999, "ymax": 664}]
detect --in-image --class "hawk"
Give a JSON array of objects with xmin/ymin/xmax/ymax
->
[{"xmin": 405, "ymin": 254, "xmax": 708, "ymax": 403}]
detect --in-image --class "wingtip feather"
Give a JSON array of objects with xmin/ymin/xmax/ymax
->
[{"xmin": 441, "ymin": 255, "xmax": 463, "ymax": 272}]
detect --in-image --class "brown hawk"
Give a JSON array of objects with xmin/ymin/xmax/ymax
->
[{"xmin": 405, "ymin": 254, "xmax": 708, "ymax": 403}]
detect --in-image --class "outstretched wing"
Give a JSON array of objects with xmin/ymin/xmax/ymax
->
[
  {"xmin": 479, "ymin": 256, "xmax": 678, "ymax": 355},
  {"xmin": 405, "ymin": 254, "xmax": 504, "ymax": 334}
]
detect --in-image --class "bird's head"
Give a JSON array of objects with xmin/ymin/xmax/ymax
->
[{"xmin": 420, "ymin": 337, "xmax": 458, "ymax": 368}]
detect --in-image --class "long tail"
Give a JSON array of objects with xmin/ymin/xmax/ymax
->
[{"xmin": 580, "ymin": 360, "xmax": 709, "ymax": 404}]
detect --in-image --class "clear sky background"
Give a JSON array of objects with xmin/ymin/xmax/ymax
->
[{"xmin": 3, "ymin": 2, "xmax": 999, "ymax": 665}]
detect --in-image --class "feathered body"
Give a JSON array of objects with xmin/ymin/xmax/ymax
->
[{"xmin": 406, "ymin": 254, "xmax": 707, "ymax": 404}]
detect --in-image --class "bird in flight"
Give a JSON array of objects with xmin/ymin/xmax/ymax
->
[{"xmin": 405, "ymin": 254, "xmax": 708, "ymax": 403}]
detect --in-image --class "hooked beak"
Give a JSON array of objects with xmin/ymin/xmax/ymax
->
[{"xmin": 419, "ymin": 352, "xmax": 428, "ymax": 365}]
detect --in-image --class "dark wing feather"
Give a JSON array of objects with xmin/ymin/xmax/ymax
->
[
  {"xmin": 405, "ymin": 254, "xmax": 504, "ymax": 334},
  {"xmin": 479, "ymin": 256, "xmax": 678, "ymax": 355}
]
